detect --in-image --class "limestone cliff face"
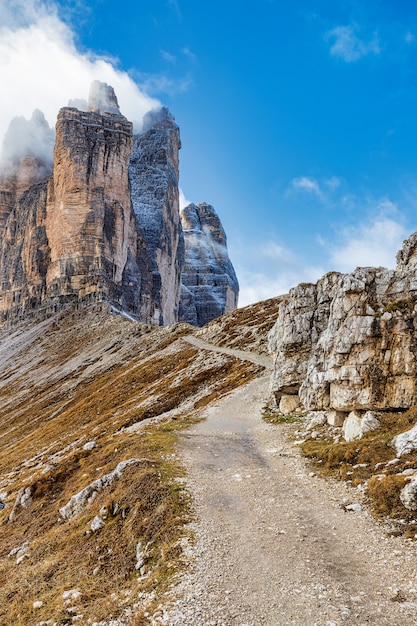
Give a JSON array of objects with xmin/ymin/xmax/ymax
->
[
  {"xmin": 0, "ymin": 82, "xmax": 238, "ymax": 325},
  {"xmin": 179, "ymin": 203, "xmax": 239, "ymax": 326},
  {"xmin": 0, "ymin": 181, "xmax": 50, "ymax": 319},
  {"xmin": 269, "ymin": 238, "xmax": 417, "ymax": 415},
  {"xmin": 45, "ymin": 105, "xmax": 153, "ymax": 318},
  {"xmin": 129, "ymin": 107, "xmax": 183, "ymax": 326},
  {"xmin": 0, "ymin": 83, "xmax": 154, "ymax": 322}
]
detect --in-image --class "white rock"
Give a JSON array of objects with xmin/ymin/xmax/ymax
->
[
  {"xmin": 91, "ymin": 515, "xmax": 105, "ymax": 532},
  {"xmin": 8, "ymin": 541, "xmax": 29, "ymax": 558},
  {"xmin": 135, "ymin": 541, "xmax": 145, "ymax": 570},
  {"xmin": 99, "ymin": 506, "xmax": 108, "ymax": 519},
  {"xmin": 59, "ymin": 458, "xmax": 149, "ymax": 520},
  {"xmin": 361, "ymin": 411, "xmax": 381, "ymax": 435},
  {"xmin": 343, "ymin": 411, "xmax": 363, "ymax": 441},
  {"xmin": 400, "ymin": 473, "xmax": 417, "ymax": 510},
  {"xmin": 326, "ymin": 409, "xmax": 347, "ymax": 427},
  {"xmin": 279, "ymin": 394, "xmax": 301, "ymax": 415},
  {"xmin": 62, "ymin": 589, "xmax": 81, "ymax": 601},
  {"xmin": 306, "ymin": 411, "xmax": 327, "ymax": 429},
  {"xmin": 83, "ymin": 441, "xmax": 97, "ymax": 451},
  {"xmin": 33, "ymin": 601, "xmax": 44, "ymax": 609},
  {"xmin": 16, "ymin": 554, "xmax": 28, "ymax": 565},
  {"xmin": 346, "ymin": 503, "xmax": 363, "ymax": 513},
  {"xmin": 343, "ymin": 410, "xmax": 380, "ymax": 442},
  {"xmin": 392, "ymin": 422, "xmax": 417, "ymax": 457}
]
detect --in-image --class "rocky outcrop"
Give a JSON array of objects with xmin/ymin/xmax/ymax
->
[
  {"xmin": 0, "ymin": 83, "xmax": 155, "ymax": 322},
  {"xmin": 179, "ymin": 203, "xmax": 239, "ymax": 326},
  {"xmin": 45, "ymin": 92, "xmax": 153, "ymax": 320},
  {"xmin": 129, "ymin": 107, "xmax": 183, "ymax": 326},
  {"xmin": 269, "ymin": 235, "xmax": 417, "ymax": 416},
  {"xmin": 0, "ymin": 82, "xmax": 238, "ymax": 325}
]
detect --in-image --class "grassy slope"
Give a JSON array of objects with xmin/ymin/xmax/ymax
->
[{"xmin": 0, "ymin": 306, "xmax": 265, "ymax": 625}]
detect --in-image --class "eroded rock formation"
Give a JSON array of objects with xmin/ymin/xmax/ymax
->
[
  {"xmin": 179, "ymin": 202, "xmax": 239, "ymax": 326},
  {"xmin": 269, "ymin": 235, "xmax": 417, "ymax": 418},
  {"xmin": 0, "ymin": 82, "xmax": 238, "ymax": 325},
  {"xmin": 129, "ymin": 107, "xmax": 183, "ymax": 325}
]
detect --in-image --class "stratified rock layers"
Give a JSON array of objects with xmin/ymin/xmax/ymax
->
[
  {"xmin": 0, "ymin": 84, "xmax": 239, "ymax": 325},
  {"xmin": 0, "ymin": 94, "xmax": 155, "ymax": 322},
  {"xmin": 268, "ymin": 237, "xmax": 417, "ymax": 413},
  {"xmin": 179, "ymin": 203, "xmax": 239, "ymax": 326}
]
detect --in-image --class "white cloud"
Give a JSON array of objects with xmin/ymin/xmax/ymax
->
[
  {"xmin": 233, "ymin": 238, "xmax": 325, "ymax": 307},
  {"xmin": 237, "ymin": 264, "xmax": 325, "ymax": 307},
  {"xmin": 329, "ymin": 202, "xmax": 407, "ymax": 272},
  {"xmin": 261, "ymin": 242, "xmax": 294, "ymax": 261},
  {"xmin": 325, "ymin": 24, "xmax": 380, "ymax": 62},
  {"xmin": 0, "ymin": 0, "xmax": 160, "ymax": 149},
  {"xmin": 161, "ymin": 50, "xmax": 177, "ymax": 64},
  {"xmin": 324, "ymin": 176, "xmax": 341, "ymax": 190},
  {"xmin": 136, "ymin": 72, "xmax": 192, "ymax": 97},
  {"xmin": 290, "ymin": 176, "xmax": 323, "ymax": 197},
  {"xmin": 179, "ymin": 188, "xmax": 192, "ymax": 211}
]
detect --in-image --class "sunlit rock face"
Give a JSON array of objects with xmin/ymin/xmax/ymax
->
[
  {"xmin": 45, "ymin": 102, "xmax": 154, "ymax": 319},
  {"xmin": 0, "ymin": 82, "xmax": 238, "ymax": 325},
  {"xmin": 179, "ymin": 202, "xmax": 239, "ymax": 326},
  {"xmin": 268, "ymin": 235, "xmax": 417, "ymax": 413},
  {"xmin": 0, "ymin": 84, "xmax": 154, "ymax": 322}
]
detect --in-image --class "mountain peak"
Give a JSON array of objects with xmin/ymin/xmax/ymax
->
[{"xmin": 87, "ymin": 80, "xmax": 121, "ymax": 115}]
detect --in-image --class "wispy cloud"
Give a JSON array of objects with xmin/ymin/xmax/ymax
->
[
  {"xmin": 0, "ymin": 0, "xmax": 160, "ymax": 146},
  {"xmin": 232, "ymin": 237, "xmax": 325, "ymax": 307},
  {"xmin": 327, "ymin": 201, "xmax": 407, "ymax": 272},
  {"xmin": 161, "ymin": 49, "xmax": 177, "ymax": 64},
  {"xmin": 237, "ymin": 263, "xmax": 325, "ymax": 307},
  {"xmin": 182, "ymin": 47, "xmax": 197, "ymax": 63},
  {"xmin": 289, "ymin": 176, "xmax": 324, "ymax": 197},
  {"xmin": 167, "ymin": 0, "xmax": 182, "ymax": 20},
  {"xmin": 325, "ymin": 24, "xmax": 380, "ymax": 62},
  {"xmin": 136, "ymin": 72, "xmax": 192, "ymax": 97},
  {"xmin": 179, "ymin": 188, "xmax": 192, "ymax": 211}
]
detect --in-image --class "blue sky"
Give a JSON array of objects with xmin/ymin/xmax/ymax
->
[{"xmin": 2, "ymin": 1, "xmax": 417, "ymax": 305}]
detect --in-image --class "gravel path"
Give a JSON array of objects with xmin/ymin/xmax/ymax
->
[
  {"xmin": 183, "ymin": 336, "xmax": 274, "ymax": 370},
  {"xmin": 150, "ymin": 375, "xmax": 417, "ymax": 626}
]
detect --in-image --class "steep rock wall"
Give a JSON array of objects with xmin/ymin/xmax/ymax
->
[
  {"xmin": 0, "ymin": 82, "xmax": 238, "ymax": 326},
  {"xmin": 269, "ymin": 236, "xmax": 417, "ymax": 414},
  {"xmin": 129, "ymin": 107, "xmax": 183, "ymax": 326},
  {"xmin": 179, "ymin": 202, "xmax": 239, "ymax": 326},
  {"xmin": 0, "ymin": 84, "xmax": 155, "ymax": 322}
]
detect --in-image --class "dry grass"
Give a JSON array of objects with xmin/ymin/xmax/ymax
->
[
  {"xmin": 287, "ymin": 408, "xmax": 417, "ymax": 535},
  {"xmin": 196, "ymin": 296, "xmax": 283, "ymax": 354},
  {"xmin": 0, "ymin": 305, "xmax": 265, "ymax": 624}
]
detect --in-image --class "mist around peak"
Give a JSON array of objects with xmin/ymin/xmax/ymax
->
[{"xmin": 0, "ymin": 109, "xmax": 55, "ymax": 179}]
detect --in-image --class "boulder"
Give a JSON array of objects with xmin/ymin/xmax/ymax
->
[
  {"xmin": 279, "ymin": 394, "xmax": 301, "ymax": 415},
  {"xmin": 400, "ymin": 472, "xmax": 417, "ymax": 510},
  {"xmin": 342, "ymin": 410, "xmax": 380, "ymax": 442},
  {"xmin": 391, "ymin": 422, "xmax": 417, "ymax": 457},
  {"xmin": 326, "ymin": 409, "xmax": 347, "ymax": 427}
]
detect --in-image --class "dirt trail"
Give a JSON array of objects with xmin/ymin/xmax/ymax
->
[
  {"xmin": 184, "ymin": 335, "xmax": 274, "ymax": 370},
  {"xmin": 151, "ymin": 374, "xmax": 417, "ymax": 626}
]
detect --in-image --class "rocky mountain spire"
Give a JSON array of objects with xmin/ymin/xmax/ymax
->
[
  {"xmin": 87, "ymin": 80, "xmax": 121, "ymax": 115},
  {"xmin": 179, "ymin": 202, "xmax": 239, "ymax": 326},
  {"xmin": 129, "ymin": 107, "xmax": 184, "ymax": 326},
  {"xmin": 0, "ymin": 82, "xmax": 239, "ymax": 326}
]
